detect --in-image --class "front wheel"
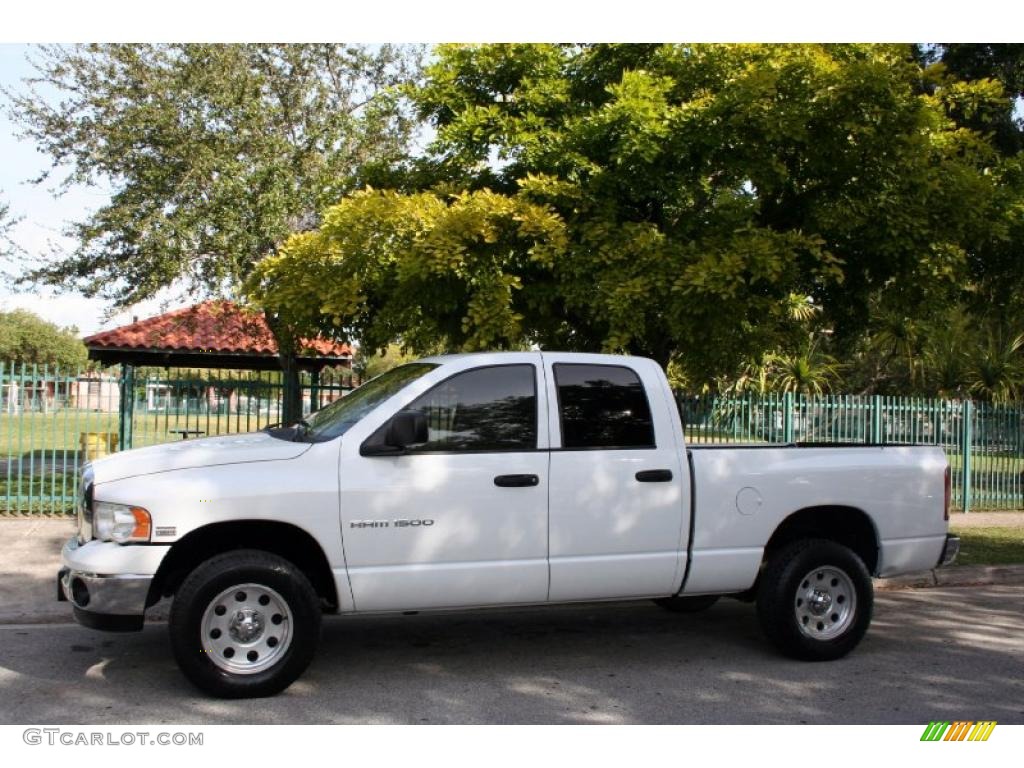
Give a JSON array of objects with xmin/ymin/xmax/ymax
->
[
  {"xmin": 169, "ymin": 550, "xmax": 321, "ymax": 698},
  {"xmin": 756, "ymin": 539, "xmax": 873, "ymax": 661}
]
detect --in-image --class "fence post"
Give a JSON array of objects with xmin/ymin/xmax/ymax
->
[
  {"xmin": 783, "ymin": 392, "xmax": 794, "ymax": 443},
  {"xmin": 962, "ymin": 400, "xmax": 973, "ymax": 514},
  {"xmin": 869, "ymin": 395, "xmax": 882, "ymax": 444},
  {"xmin": 118, "ymin": 364, "xmax": 135, "ymax": 451}
]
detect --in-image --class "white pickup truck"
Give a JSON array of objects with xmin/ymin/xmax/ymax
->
[{"xmin": 58, "ymin": 352, "xmax": 959, "ymax": 698}]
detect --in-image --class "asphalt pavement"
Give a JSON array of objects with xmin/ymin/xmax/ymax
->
[
  {"xmin": 2, "ymin": 518, "xmax": 1021, "ymax": 724},
  {"xmin": 0, "ymin": 585, "xmax": 1021, "ymax": 724}
]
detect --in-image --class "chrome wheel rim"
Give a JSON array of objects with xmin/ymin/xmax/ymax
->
[
  {"xmin": 201, "ymin": 583, "xmax": 293, "ymax": 675},
  {"xmin": 794, "ymin": 566, "xmax": 856, "ymax": 640}
]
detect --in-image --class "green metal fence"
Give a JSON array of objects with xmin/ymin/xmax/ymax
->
[
  {"xmin": 0, "ymin": 362, "xmax": 358, "ymax": 514},
  {"xmin": 678, "ymin": 392, "xmax": 1024, "ymax": 511},
  {"xmin": 1, "ymin": 359, "xmax": 1020, "ymax": 514}
]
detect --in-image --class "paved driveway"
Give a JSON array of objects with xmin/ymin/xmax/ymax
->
[{"xmin": 0, "ymin": 585, "xmax": 1021, "ymax": 724}]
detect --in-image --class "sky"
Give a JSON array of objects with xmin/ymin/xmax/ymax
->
[{"xmin": 0, "ymin": 44, "xmax": 186, "ymax": 336}]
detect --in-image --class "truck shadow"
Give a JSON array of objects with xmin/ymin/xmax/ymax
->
[{"xmin": 0, "ymin": 588, "xmax": 1022, "ymax": 724}]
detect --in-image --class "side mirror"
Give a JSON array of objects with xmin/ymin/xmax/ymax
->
[
  {"xmin": 361, "ymin": 410, "xmax": 428, "ymax": 456},
  {"xmin": 386, "ymin": 410, "xmax": 428, "ymax": 448}
]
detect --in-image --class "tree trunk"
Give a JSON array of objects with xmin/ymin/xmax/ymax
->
[
  {"xmin": 279, "ymin": 350, "xmax": 302, "ymax": 426},
  {"xmin": 265, "ymin": 309, "xmax": 303, "ymax": 426}
]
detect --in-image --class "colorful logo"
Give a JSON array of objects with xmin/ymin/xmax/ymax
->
[{"xmin": 920, "ymin": 721, "xmax": 997, "ymax": 742}]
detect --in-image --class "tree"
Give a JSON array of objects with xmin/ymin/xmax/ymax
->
[
  {"xmin": 917, "ymin": 45, "xmax": 1024, "ymax": 325},
  {"xmin": 246, "ymin": 188, "xmax": 567, "ymax": 355},
  {"xmin": 925, "ymin": 44, "xmax": 1024, "ymax": 155},
  {"xmin": 4, "ymin": 43, "xmax": 423, "ymax": 422},
  {"xmin": 248, "ymin": 44, "xmax": 1018, "ymax": 392},
  {"xmin": 352, "ymin": 343, "xmax": 422, "ymax": 380},
  {"xmin": 0, "ymin": 309, "xmax": 88, "ymax": 368},
  {"xmin": 0, "ymin": 195, "xmax": 18, "ymax": 259},
  {"xmin": 765, "ymin": 339, "xmax": 843, "ymax": 396},
  {"xmin": 964, "ymin": 329, "xmax": 1024, "ymax": 403}
]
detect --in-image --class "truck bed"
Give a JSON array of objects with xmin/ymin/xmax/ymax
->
[{"xmin": 681, "ymin": 444, "xmax": 949, "ymax": 594}]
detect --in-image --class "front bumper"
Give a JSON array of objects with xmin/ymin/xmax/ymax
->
[
  {"xmin": 937, "ymin": 534, "xmax": 961, "ymax": 567},
  {"xmin": 58, "ymin": 537, "xmax": 155, "ymax": 632}
]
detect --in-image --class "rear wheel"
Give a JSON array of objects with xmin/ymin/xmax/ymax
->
[
  {"xmin": 653, "ymin": 595, "xmax": 720, "ymax": 613},
  {"xmin": 170, "ymin": 549, "xmax": 321, "ymax": 698},
  {"xmin": 756, "ymin": 538, "xmax": 873, "ymax": 661}
]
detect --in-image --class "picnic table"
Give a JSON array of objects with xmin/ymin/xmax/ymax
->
[{"xmin": 168, "ymin": 428, "xmax": 206, "ymax": 440}]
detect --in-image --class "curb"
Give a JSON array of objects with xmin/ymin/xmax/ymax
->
[{"xmin": 874, "ymin": 564, "xmax": 1024, "ymax": 591}]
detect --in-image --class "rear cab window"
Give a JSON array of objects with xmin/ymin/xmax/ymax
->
[{"xmin": 553, "ymin": 363, "xmax": 655, "ymax": 449}]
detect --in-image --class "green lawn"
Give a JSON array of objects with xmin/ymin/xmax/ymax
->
[
  {"xmin": 948, "ymin": 453, "xmax": 1024, "ymax": 475},
  {"xmin": 0, "ymin": 409, "xmax": 275, "ymax": 455},
  {"xmin": 0, "ymin": 409, "xmax": 275, "ymax": 515},
  {"xmin": 949, "ymin": 525, "xmax": 1024, "ymax": 565},
  {"xmin": 0, "ymin": 471, "xmax": 74, "ymax": 514}
]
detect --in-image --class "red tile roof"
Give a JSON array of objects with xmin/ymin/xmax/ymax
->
[{"xmin": 83, "ymin": 300, "xmax": 352, "ymax": 359}]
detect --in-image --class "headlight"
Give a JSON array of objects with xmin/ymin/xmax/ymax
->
[{"xmin": 92, "ymin": 502, "xmax": 152, "ymax": 543}]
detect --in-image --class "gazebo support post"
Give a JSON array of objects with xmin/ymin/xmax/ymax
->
[{"xmin": 118, "ymin": 363, "xmax": 136, "ymax": 451}]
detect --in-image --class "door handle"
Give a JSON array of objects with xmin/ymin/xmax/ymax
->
[
  {"xmin": 494, "ymin": 474, "xmax": 540, "ymax": 488},
  {"xmin": 635, "ymin": 469, "xmax": 673, "ymax": 483}
]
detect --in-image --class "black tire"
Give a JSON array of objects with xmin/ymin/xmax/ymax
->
[
  {"xmin": 653, "ymin": 595, "xmax": 720, "ymax": 613},
  {"xmin": 169, "ymin": 549, "xmax": 321, "ymax": 698},
  {"xmin": 756, "ymin": 538, "xmax": 873, "ymax": 661}
]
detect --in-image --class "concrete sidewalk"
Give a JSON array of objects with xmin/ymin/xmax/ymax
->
[
  {"xmin": 948, "ymin": 510, "xmax": 1024, "ymax": 527},
  {"xmin": 0, "ymin": 517, "xmax": 1021, "ymax": 624},
  {"xmin": 2, "ymin": 518, "xmax": 77, "ymax": 624},
  {"xmin": 875, "ymin": 509, "xmax": 1024, "ymax": 589}
]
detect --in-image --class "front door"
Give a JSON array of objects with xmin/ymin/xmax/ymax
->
[{"xmin": 341, "ymin": 359, "xmax": 550, "ymax": 611}]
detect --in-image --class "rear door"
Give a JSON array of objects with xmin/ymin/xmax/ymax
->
[{"xmin": 544, "ymin": 355, "xmax": 688, "ymax": 601}]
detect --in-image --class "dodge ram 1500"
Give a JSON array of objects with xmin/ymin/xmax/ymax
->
[{"xmin": 58, "ymin": 352, "xmax": 959, "ymax": 697}]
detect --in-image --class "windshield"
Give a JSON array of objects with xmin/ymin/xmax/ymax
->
[{"xmin": 301, "ymin": 363, "xmax": 439, "ymax": 441}]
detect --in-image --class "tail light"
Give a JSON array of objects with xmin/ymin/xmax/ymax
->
[{"xmin": 943, "ymin": 465, "xmax": 951, "ymax": 521}]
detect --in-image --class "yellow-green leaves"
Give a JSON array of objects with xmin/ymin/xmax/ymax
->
[{"xmin": 246, "ymin": 189, "xmax": 567, "ymax": 354}]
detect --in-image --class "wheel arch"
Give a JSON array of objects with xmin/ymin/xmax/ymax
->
[
  {"xmin": 148, "ymin": 520, "xmax": 338, "ymax": 611},
  {"xmin": 763, "ymin": 505, "xmax": 880, "ymax": 575}
]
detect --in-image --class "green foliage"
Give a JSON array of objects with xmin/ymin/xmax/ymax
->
[
  {"xmin": 924, "ymin": 44, "xmax": 1024, "ymax": 156},
  {"xmin": 4, "ymin": 44, "xmax": 423, "ymax": 307},
  {"xmin": 249, "ymin": 44, "xmax": 1020, "ymax": 390},
  {"xmin": 764, "ymin": 339, "xmax": 843, "ymax": 396},
  {"xmin": 934, "ymin": 44, "xmax": 1024, "ymax": 98},
  {"xmin": 247, "ymin": 188, "xmax": 567, "ymax": 354},
  {"xmin": 5, "ymin": 44, "xmax": 423, "ymax": 424},
  {"xmin": 353, "ymin": 343, "xmax": 422, "ymax": 380},
  {"xmin": 964, "ymin": 331, "xmax": 1024, "ymax": 403},
  {"xmin": 0, "ymin": 309, "xmax": 87, "ymax": 368},
  {"xmin": 0, "ymin": 196, "xmax": 18, "ymax": 259}
]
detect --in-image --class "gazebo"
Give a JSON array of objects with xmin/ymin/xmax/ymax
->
[{"xmin": 83, "ymin": 300, "xmax": 353, "ymax": 448}]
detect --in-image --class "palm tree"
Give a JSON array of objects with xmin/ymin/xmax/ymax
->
[
  {"xmin": 868, "ymin": 309, "xmax": 922, "ymax": 388},
  {"xmin": 920, "ymin": 310, "xmax": 971, "ymax": 399},
  {"xmin": 767, "ymin": 338, "xmax": 843, "ymax": 396},
  {"xmin": 964, "ymin": 331, "xmax": 1024, "ymax": 403},
  {"xmin": 723, "ymin": 354, "xmax": 774, "ymax": 396},
  {"xmin": 782, "ymin": 293, "xmax": 820, "ymax": 324}
]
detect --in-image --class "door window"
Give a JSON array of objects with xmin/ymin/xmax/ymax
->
[
  {"xmin": 405, "ymin": 364, "xmax": 537, "ymax": 452},
  {"xmin": 554, "ymin": 363, "xmax": 655, "ymax": 449}
]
